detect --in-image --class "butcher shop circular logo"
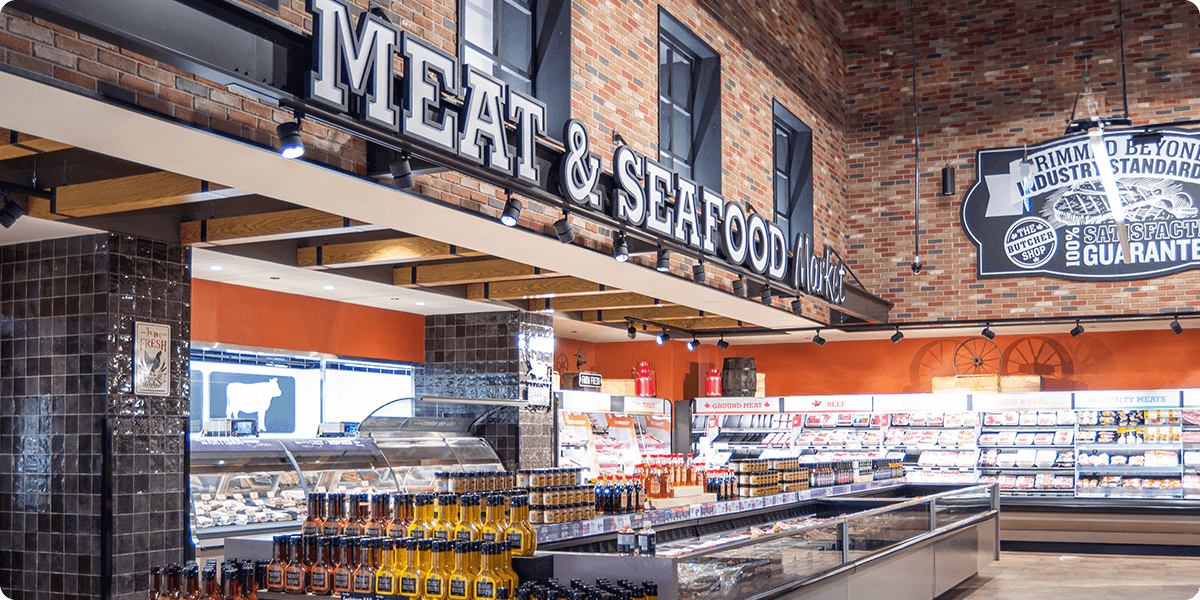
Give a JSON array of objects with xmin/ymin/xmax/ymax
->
[{"xmin": 1003, "ymin": 216, "xmax": 1057, "ymax": 269}]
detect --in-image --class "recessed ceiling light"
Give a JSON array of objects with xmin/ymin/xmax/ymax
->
[
  {"xmin": 323, "ymin": 285, "xmax": 335, "ymax": 291},
  {"xmin": 415, "ymin": 301, "xmax": 426, "ymax": 306},
  {"xmin": 209, "ymin": 265, "xmax": 223, "ymax": 271}
]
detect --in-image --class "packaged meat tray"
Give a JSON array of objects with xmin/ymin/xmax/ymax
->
[
  {"xmin": 983, "ymin": 413, "xmax": 1003, "ymax": 426},
  {"xmin": 1019, "ymin": 412, "xmax": 1039, "ymax": 426},
  {"xmin": 872, "ymin": 413, "xmax": 890, "ymax": 427},
  {"xmin": 961, "ymin": 412, "xmax": 980, "ymax": 427},
  {"xmin": 910, "ymin": 413, "xmax": 928, "ymax": 426},
  {"xmin": 1182, "ymin": 430, "xmax": 1200, "ymax": 444},
  {"xmin": 891, "ymin": 413, "xmax": 912, "ymax": 426},
  {"xmin": 1184, "ymin": 410, "xmax": 1200, "ymax": 426},
  {"xmin": 1053, "ymin": 430, "xmax": 1075, "ymax": 446},
  {"xmin": 1001, "ymin": 412, "xmax": 1020, "ymax": 426},
  {"xmin": 1037, "ymin": 412, "xmax": 1057, "ymax": 426},
  {"xmin": 1056, "ymin": 410, "xmax": 1077, "ymax": 425},
  {"xmin": 1033, "ymin": 433, "xmax": 1055, "ymax": 445},
  {"xmin": 943, "ymin": 413, "xmax": 963, "ymax": 428},
  {"xmin": 1014, "ymin": 433, "xmax": 1036, "ymax": 446},
  {"xmin": 927, "ymin": 413, "xmax": 945, "ymax": 427},
  {"xmin": 979, "ymin": 433, "xmax": 999, "ymax": 446}
]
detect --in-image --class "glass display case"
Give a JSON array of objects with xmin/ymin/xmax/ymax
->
[
  {"xmin": 557, "ymin": 390, "xmax": 672, "ymax": 480},
  {"xmin": 547, "ymin": 484, "xmax": 998, "ymax": 600},
  {"xmin": 189, "ymin": 416, "xmax": 503, "ymax": 548}
]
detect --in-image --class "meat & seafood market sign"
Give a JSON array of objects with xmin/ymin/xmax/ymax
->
[{"xmin": 961, "ymin": 129, "xmax": 1200, "ymax": 280}]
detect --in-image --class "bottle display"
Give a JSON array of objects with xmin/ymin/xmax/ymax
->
[
  {"xmin": 283, "ymin": 535, "xmax": 309, "ymax": 594},
  {"xmin": 398, "ymin": 539, "xmax": 421, "ymax": 600},
  {"xmin": 331, "ymin": 538, "xmax": 355, "ymax": 595},
  {"xmin": 309, "ymin": 538, "xmax": 333, "ymax": 595},
  {"xmin": 455, "ymin": 493, "xmax": 483, "ymax": 542},
  {"xmin": 480, "ymin": 494, "xmax": 508, "ymax": 543},
  {"xmin": 473, "ymin": 543, "xmax": 502, "ymax": 600},
  {"xmin": 367, "ymin": 494, "xmax": 390, "ymax": 537},
  {"xmin": 375, "ymin": 538, "xmax": 399, "ymax": 596},
  {"xmin": 423, "ymin": 540, "xmax": 451, "ymax": 600},
  {"xmin": 265, "ymin": 536, "xmax": 286, "ymax": 592},
  {"xmin": 409, "ymin": 494, "xmax": 435, "ymax": 539},
  {"xmin": 447, "ymin": 541, "xmax": 473, "ymax": 600},
  {"xmin": 434, "ymin": 493, "xmax": 461, "ymax": 541},
  {"xmin": 302, "ymin": 492, "xmax": 325, "ymax": 536},
  {"xmin": 352, "ymin": 537, "xmax": 376, "ymax": 594},
  {"xmin": 503, "ymin": 495, "xmax": 538, "ymax": 557},
  {"xmin": 389, "ymin": 493, "xmax": 413, "ymax": 537}
]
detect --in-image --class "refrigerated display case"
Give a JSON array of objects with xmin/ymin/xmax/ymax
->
[
  {"xmin": 546, "ymin": 484, "xmax": 999, "ymax": 600},
  {"xmin": 189, "ymin": 416, "xmax": 503, "ymax": 548},
  {"xmin": 557, "ymin": 390, "xmax": 672, "ymax": 479}
]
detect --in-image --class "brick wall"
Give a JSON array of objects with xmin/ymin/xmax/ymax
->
[
  {"xmin": 0, "ymin": 0, "xmax": 851, "ymax": 319},
  {"xmin": 842, "ymin": 0, "xmax": 1200, "ymax": 320}
]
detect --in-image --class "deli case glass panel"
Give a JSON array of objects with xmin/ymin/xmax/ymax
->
[{"xmin": 190, "ymin": 416, "xmax": 504, "ymax": 547}]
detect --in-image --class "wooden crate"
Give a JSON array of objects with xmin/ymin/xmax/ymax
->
[
  {"xmin": 931, "ymin": 374, "xmax": 1044, "ymax": 393},
  {"xmin": 601, "ymin": 378, "xmax": 637, "ymax": 396}
]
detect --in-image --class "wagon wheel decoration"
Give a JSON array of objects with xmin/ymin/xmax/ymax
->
[{"xmin": 954, "ymin": 337, "xmax": 1004, "ymax": 376}]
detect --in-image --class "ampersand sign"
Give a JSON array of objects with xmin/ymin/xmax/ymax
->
[{"xmin": 558, "ymin": 119, "xmax": 601, "ymax": 209}]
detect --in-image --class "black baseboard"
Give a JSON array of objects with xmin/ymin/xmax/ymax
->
[{"xmin": 1001, "ymin": 540, "xmax": 1200, "ymax": 556}]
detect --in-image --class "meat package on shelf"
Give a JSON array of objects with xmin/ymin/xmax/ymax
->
[{"xmin": 194, "ymin": 489, "xmax": 306, "ymax": 529}]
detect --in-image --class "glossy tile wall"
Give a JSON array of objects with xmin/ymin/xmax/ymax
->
[
  {"xmin": 0, "ymin": 233, "xmax": 191, "ymax": 600},
  {"xmin": 415, "ymin": 311, "xmax": 554, "ymax": 471}
]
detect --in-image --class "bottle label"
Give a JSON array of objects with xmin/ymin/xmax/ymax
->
[
  {"xmin": 302, "ymin": 522, "xmax": 318, "ymax": 536},
  {"xmin": 637, "ymin": 533, "xmax": 656, "ymax": 556},
  {"xmin": 267, "ymin": 569, "xmax": 283, "ymax": 587},
  {"xmin": 476, "ymin": 580, "xmax": 495, "ymax": 598},
  {"xmin": 456, "ymin": 530, "xmax": 472, "ymax": 542},
  {"xmin": 310, "ymin": 570, "xmax": 328, "ymax": 590},
  {"xmin": 401, "ymin": 575, "xmax": 419, "ymax": 595},
  {"xmin": 434, "ymin": 530, "xmax": 449, "ymax": 540},
  {"xmin": 410, "ymin": 530, "xmax": 425, "ymax": 539},
  {"xmin": 334, "ymin": 571, "xmax": 351, "ymax": 591},
  {"xmin": 285, "ymin": 570, "xmax": 301, "ymax": 589},
  {"xmin": 322, "ymin": 524, "xmax": 340, "ymax": 537},
  {"xmin": 426, "ymin": 577, "xmax": 443, "ymax": 596},
  {"xmin": 376, "ymin": 573, "xmax": 394, "ymax": 594},
  {"xmin": 365, "ymin": 525, "xmax": 383, "ymax": 537},
  {"xmin": 507, "ymin": 531, "xmax": 523, "ymax": 546},
  {"xmin": 450, "ymin": 579, "xmax": 469, "ymax": 598},
  {"xmin": 354, "ymin": 572, "xmax": 374, "ymax": 593}
]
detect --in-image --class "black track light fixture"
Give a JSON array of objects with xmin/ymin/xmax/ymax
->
[
  {"xmin": 1070, "ymin": 320, "xmax": 1085, "ymax": 338},
  {"xmin": 500, "ymin": 191, "xmax": 522, "ymax": 227},
  {"xmin": 656, "ymin": 330, "xmax": 670, "ymax": 345},
  {"xmin": 687, "ymin": 338, "xmax": 699, "ymax": 351},
  {"xmin": 627, "ymin": 324, "xmax": 638, "ymax": 339},
  {"xmin": 554, "ymin": 212, "xmax": 576, "ymax": 243},
  {"xmin": 732, "ymin": 277, "xmax": 745, "ymax": 297},
  {"xmin": 941, "ymin": 163, "xmax": 956, "ymax": 196},
  {"xmin": 791, "ymin": 298, "xmax": 804, "ymax": 315},
  {"xmin": 1171, "ymin": 318, "xmax": 1183, "ymax": 335},
  {"xmin": 716, "ymin": 337, "xmax": 729, "ymax": 350},
  {"xmin": 981, "ymin": 324, "xmax": 995, "ymax": 340},
  {"xmin": 812, "ymin": 330, "xmax": 826, "ymax": 346},
  {"xmin": 891, "ymin": 328, "xmax": 904, "ymax": 343},
  {"xmin": 760, "ymin": 285, "xmax": 772, "ymax": 305},
  {"xmin": 613, "ymin": 232, "xmax": 630, "ymax": 263},
  {"xmin": 692, "ymin": 261, "xmax": 706, "ymax": 283},
  {"xmin": 0, "ymin": 196, "xmax": 26, "ymax": 229},
  {"xmin": 389, "ymin": 153, "xmax": 415, "ymax": 190},
  {"xmin": 276, "ymin": 119, "xmax": 305, "ymax": 159},
  {"xmin": 656, "ymin": 247, "xmax": 670, "ymax": 272}
]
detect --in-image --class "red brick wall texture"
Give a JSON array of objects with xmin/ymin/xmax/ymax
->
[
  {"xmin": 842, "ymin": 0, "xmax": 1200, "ymax": 321},
  {"xmin": 2, "ymin": 0, "xmax": 1197, "ymax": 323}
]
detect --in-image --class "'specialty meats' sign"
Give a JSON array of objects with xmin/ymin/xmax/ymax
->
[
  {"xmin": 304, "ymin": 0, "xmax": 846, "ymax": 304},
  {"xmin": 961, "ymin": 129, "xmax": 1200, "ymax": 281}
]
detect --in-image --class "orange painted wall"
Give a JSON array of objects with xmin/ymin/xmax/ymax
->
[
  {"xmin": 191, "ymin": 280, "xmax": 425, "ymax": 363},
  {"xmin": 562, "ymin": 330, "xmax": 1200, "ymax": 401}
]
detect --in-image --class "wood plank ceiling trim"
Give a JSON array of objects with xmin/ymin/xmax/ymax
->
[
  {"xmin": 28, "ymin": 172, "xmax": 252, "ymax": 220},
  {"xmin": 394, "ymin": 259, "xmax": 556, "ymax": 287},
  {"xmin": 181, "ymin": 208, "xmax": 384, "ymax": 246},
  {"xmin": 298, "ymin": 237, "xmax": 485, "ymax": 269}
]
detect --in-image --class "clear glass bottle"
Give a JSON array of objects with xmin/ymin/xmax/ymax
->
[
  {"xmin": 283, "ymin": 536, "xmax": 309, "ymax": 594},
  {"xmin": 310, "ymin": 537, "xmax": 333, "ymax": 596},
  {"xmin": 473, "ymin": 543, "xmax": 502, "ymax": 600},
  {"xmin": 503, "ymin": 495, "xmax": 537, "ymax": 557},
  {"xmin": 480, "ymin": 494, "xmax": 507, "ymax": 543},
  {"xmin": 331, "ymin": 537, "xmax": 355, "ymax": 595},
  {"xmin": 398, "ymin": 539, "xmax": 422, "ymax": 600},
  {"xmin": 447, "ymin": 541, "xmax": 473, "ymax": 600},
  {"xmin": 455, "ymin": 493, "xmax": 483, "ymax": 543},
  {"xmin": 434, "ymin": 493, "xmax": 461, "ymax": 541},
  {"xmin": 423, "ymin": 540, "xmax": 451, "ymax": 600},
  {"xmin": 265, "ymin": 536, "xmax": 286, "ymax": 592},
  {"xmin": 302, "ymin": 493, "xmax": 325, "ymax": 536},
  {"xmin": 374, "ymin": 538, "xmax": 399, "ymax": 596},
  {"xmin": 352, "ymin": 538, "xmax": 376, "ymax": 594}
]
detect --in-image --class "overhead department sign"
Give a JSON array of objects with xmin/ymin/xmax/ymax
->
[
  {"xmin": 961, "ymin": 129, "xmax": 1200, "ymax": 280},
  {"xmin": 304, "ymin": 0, "xmax": 847, "ymax": 305}
]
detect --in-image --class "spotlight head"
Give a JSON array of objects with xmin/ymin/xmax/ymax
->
[
  {"xmin": 614, "ymin": 233, "xmax": 630, "ymax": 263},
  {"xmin": 941, "ymin": 164, "xmax": 956, "ymax": 197},
  {"xmin": 760, "ymin": 286, "xmax": 772, "ymax": 305},
  {"xmin": 716, "ymin": 338, "xmax": 730, "ymax": 350},
  {"xmin": 891, "ymin": 328, "xmax": 904, "ymax": 343},
  {"xmin": 1070, "ymin": 321, "xmax": 1084, "ymax": 338},
  {"xmin": 981, "ymin": 325, "xmax": 995, "ymax": 340},
  {"xmin": 656, "ymin": 248, "xmax": 670, "ymax": 272},
  {"xmin": 389, "ymin": 157, "xmax": 415, "ymax": 190},
  {"xmin": 686, "ymin": 339, "xmax": 699, "ymax": 351},
  {"xmin": 500, "ymin": 196, "xmax": 522, "ymax": 227},
  {"xmin": 0, "ymin": 198, "xmax": 26, "ymax": 228},
  {"xmin": 554, "ymin": 215, "xmax": 576, "ymax": 243},
  {"xmin": 732, "ymin": 277, "xmax": 745, "ymax": 297},
  {"xmin": 627, "ymin": 324, "xmax": 637, "ymax": 339},
  {"xmin": 911, "ymin": 255, "xmax": 922, "ymax": 275},
  {"xmin": 692, "ymin": 262, "xmax": 706, "ymax": 283},
  {"xmin": 276, "ymin": 121, "xmax": 305, "ymax": 159},
  {"xmin": 812, "ymin": 330, "xmax": 826, "ymax": 346},
  {"xmin": 656, "ymin": 330, "xmax": 670, "ymax": 345},
  {"xmin": 791, "ymin": 299, "xmax": 803, "ymax": 315},
  {"xmin": 1171, "ymin": 318, "xmax": 1183, "ymax": 335}
]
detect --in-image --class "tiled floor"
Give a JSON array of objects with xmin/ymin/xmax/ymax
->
[{"xmin": 942, "ymin": 551, "xmax": 1200, "ymax": 600}]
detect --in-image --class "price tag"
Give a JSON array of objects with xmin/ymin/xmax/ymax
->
[
  {"xmin": 200, "ymin": 494, "xmax": 212, "ymax": 501},
  {"xmin": 317, "ymin": 486, "xmax": 327, "ymax": 493},
  {"xmin": 216, "ymin": 494, "xmax": 227, "ymax": 501},
  {"xmin": 267, "ymin": 492, "xmax": 276, "ymax": 498}
]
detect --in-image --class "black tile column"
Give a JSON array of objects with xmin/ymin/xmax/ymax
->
[
  {"xmin": 414, "ymin": 311, "xmax": 555, "ymax": 471},
  {"xmin": 0, "ymin": 233, "xmax": 191, "ymax": 600}
]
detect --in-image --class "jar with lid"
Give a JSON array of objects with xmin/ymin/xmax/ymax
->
[
  {"xmin": 517, "ymin": 470, "xmax": 530, "ymax": 488},
  {"xmin": 528, "ymin": 503, "xmax": 544, "ymax": 524},
  {"xmin": 435, "ymin": 473, "xmax": 450, "ymax": 493},
  {"xmin": 448, "ymin": 473, "xmax": 463, "ymax": 493}
]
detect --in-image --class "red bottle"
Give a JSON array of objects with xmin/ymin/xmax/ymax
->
[{"xmin": 705, "ymin": 369, "xmax": 722, "ymax": 397}]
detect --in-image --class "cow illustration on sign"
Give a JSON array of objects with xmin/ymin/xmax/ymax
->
[{"xmin": 226, "ymin": 378, "xmax": 282, "ymax": 432}]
